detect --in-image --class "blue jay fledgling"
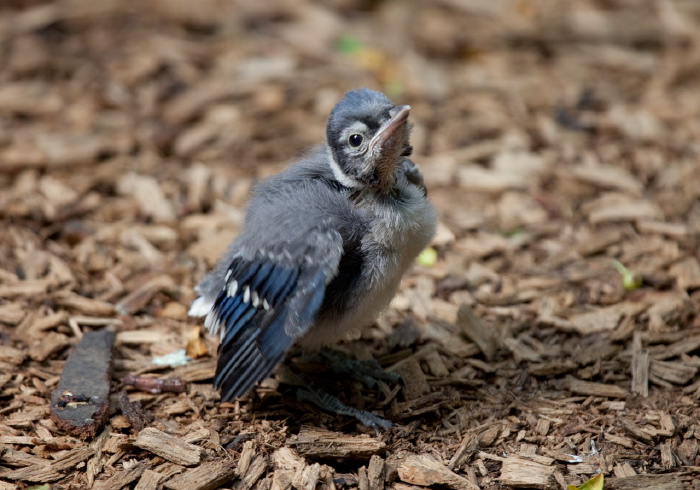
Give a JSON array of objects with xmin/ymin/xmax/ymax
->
[{"xmin": 189, "ymin": 88, "xmax": 437, "ymax": 419}]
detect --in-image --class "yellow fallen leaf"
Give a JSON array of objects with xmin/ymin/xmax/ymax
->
[
  {"xmin": 568, "ymin": 473, "xmax": 604, "ymax": 490},
  {"xmin": 185, "ymin": 326, "xmax": 209, "ymax": 358}
]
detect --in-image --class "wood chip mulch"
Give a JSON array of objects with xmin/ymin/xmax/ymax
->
[{"xmin": 1, "ymin": 1, "xmax": 699, "ymax": 489}]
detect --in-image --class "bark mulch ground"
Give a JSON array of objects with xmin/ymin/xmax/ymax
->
[{"xmin": 1, "ymin": 1, "xmax": 699, "ymax": 489}]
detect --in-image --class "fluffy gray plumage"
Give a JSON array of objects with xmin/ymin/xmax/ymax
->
[{"xmin": 190, "ymin": 88, "xmax": 437, "ymax": 402}]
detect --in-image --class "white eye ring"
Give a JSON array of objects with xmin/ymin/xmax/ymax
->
[{"xmin": 348, "ymin": 134, "xmax": 364, "ymax": 148}]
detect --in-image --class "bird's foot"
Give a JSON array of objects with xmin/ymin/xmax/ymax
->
[
  {"xmin": 303, "ymin": 349, "xmax": 404, "ymax": 389},
  {"xmin": 295, "ymin": 378, "xmax": 393, "ymax": 432},
  {"xmin": 287, "ymin": 349, "xmax": 400, "ymax": 431}
]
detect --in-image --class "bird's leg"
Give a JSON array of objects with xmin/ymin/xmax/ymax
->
[
  {"xmin": 295, "ymin": 377, "xmax": 393, "ymax": 432},
  {"xmin": 303, "ymin": 349, "xmax": 404, "ymax": 389},
  {"xmin": 285, "ymin": 349, "xmax": 400, "ymax": 431}
]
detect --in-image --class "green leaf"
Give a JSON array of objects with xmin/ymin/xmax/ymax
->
[
  {"xmin": 567, "ymin": 473, "xmax": 604, "ymax": 490},
  {"xmin": 612, "ymin": 260, "xmax": 642, "ymax": 291},
  {"xmin": 336, "ymin": 35, "xmax": 363, "ymax": 55},
  {"xmin": 27, "ymin": 485, "xmax": 51, "ymax": 490},
  {"xmin": 416, "ymin": 247, "xmax": 437, "ymax": 267}
]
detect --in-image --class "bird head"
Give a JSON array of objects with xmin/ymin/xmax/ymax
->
[{"xmin": 326, "ymin": 88, "xmax": 412, "ymax": 194}]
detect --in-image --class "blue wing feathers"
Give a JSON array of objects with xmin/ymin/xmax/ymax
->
[
  {"xmin": 259, "ymin": 266, "xmax": 299, "ymax": 306},
  {"xmin": 289, "ymin": 269, "xmax": 327, "ymax": 326},
  {"xmin": 216, "ymin": 295, "xmax": 242, "ymax": 324},
  {"xmin": 215, "ymin": 329, "xmax": 259, "ymax": 385},
  {"xmin": 233, "ymin": 261, "xmax": 261, "ymax": 286},
  {"xmin": 222, "ymin": 307, "xmax": 257, "ymax": 345},
  {"xmin": 209, "ymin": 254, "xmax": 330, "ymax": 402},
  {"xmin": 248, "ymin": 262, "xmax": 275, "ymax": 289},
  {"xmin": 259, "ymin": 307, "xmax": 294, "ymax": 358}
]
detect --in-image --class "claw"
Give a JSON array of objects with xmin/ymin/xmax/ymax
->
[{"xmin": 296, "ymin": 383, "xmax": 393, "ymax": 432}]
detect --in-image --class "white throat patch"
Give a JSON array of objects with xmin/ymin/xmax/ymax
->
[{"xmin": 327, "ymin": 147, "xmax": 363, "ymax": 189}]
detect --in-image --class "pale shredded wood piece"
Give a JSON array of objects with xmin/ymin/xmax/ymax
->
[
  {"xmin": 133, "ymin": 427, "xmax": 202, "ymax": 467},
  {"xmin": 397, "ymin": 454, "xmax": 479, "ymax": 490},
  {"xmin": 563, "ymin": 376, "xmax": 628, "ymax": 399},
  {"xmin": 289, "ymin": 427, "xmax": 386, "ymax": 459},
  {"xmin": 163, "ymin": 460, "xmax": 237, "ymax": 490}
]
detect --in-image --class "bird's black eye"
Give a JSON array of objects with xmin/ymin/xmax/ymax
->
[{"xmin": 348, "ymin": 134, "xmax": 364, "ymax": 148}]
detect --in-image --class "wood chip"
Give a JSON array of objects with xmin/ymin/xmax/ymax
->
[
  {"xmin": 649, "ymin": 359, "xmax": 697, "ymax": 385},
  {"xmin": 422, "ymin": 348, "xmax": 449, "ymax": 377},
  {"xmin": 660, "ymin": 441, "xmax": 675, "ymax": 469},
  {"xmin": 631, "ymin": 331, "xmax": 649, "ymax": 397},
  {"xmin": 645, "ymin": 291, "xmax": 693, "ymax": 332},
  {"xmin": 607, "ymin": 474, "xmax": 683, "ymax": 490},
  {"xmin": 235, "ymin": 452, "xmax": 267, "ymax": 490},
  {"xmin": 52, "ymin": 290, "xmax": 115, "ymax": 316},
  {"xmin": 572, "ymin": 164, "xmax": 643, "ymax": 195},
  {"xmin": 133, "ymin": 427, "xmax": 202, "ymax": 466},
  {"xmin": 367, "ymin": 455, "xmax": 385, "ymax": 490},
  {"xmin": 605, "ymin": 433, "xmax": 637, "ymax": 449},
  {"xmin": 504, "ymin": 337, "xmax": 541, "ymax": 363},
  {"xmin": 292, "ymin": 462, "xmax": 321, "ymax": 490},
  {"xmin": 397, "ymin": 454, "xmax": 479, "ymax": 490},
  {"xmin": 169, "ymin": 359, "xmax": 217, "ymax": 383},
  {"xmin": 534, "ymin": 418, "xmax": 550, "ymax": 436},
  {"xmin": 648, "ymin": 334, "xmax": 700, "ymax": 360},
  {"xmin": 497, "ymin": 457, "xmax": 555, "ymax": 489},
  {"xmin": 86, "ymin": 427, "xmax": 111, "ymax": 486},
  {"xmin": 587, "ymin": 196, "xmax": 662, "ymax": 224},
  {"xmin": 18, "ymin": 310, "xmax": 69, "ymax": 343},
  {"xmin": 0, "ymin": 445, "xmax": 95, "ymax": 482},
  {"xmin": 0, "ymin": 280, "xmax": 52, "ymax": 299},
  {"xmin": 0, "ymin": 302, "xmax": 25, "ymax": 324},
  {"xmin": 576, "ymin": 228, "xmax": 624, "ymax": 257},
  {"xmin": 118, "ymin": 391, "xmax": 153, "ymax": 432},
  {"xmin": 636, "ymin": 220, "xmax": 689, "ymax": 237},
  {"xmin": 289, "ymin": 427, "xmax": 386, "ymax": 460},
  {"xmin": 393, "ymin": 356, "xmax": 430, "ymax": 400},
  {"xmin": 28, "ymin": 331, "xmax": 70, "ymax": 362},
  {"xmin": 50, "ymin": 330, "xmax": 115, "ymax": 438},
  {"xmin": 619, "ymin": 419, "xmax": 654, "ymax": 443},
  {"xmin": 115, "ymin": 275, "xmax": 176, "ymax": 315},
  {"xmin": 135, "ymin": 469, "xmax": 167, "ymax": 490},
  {"xmin": 568, "ymin": 302, "xmax": 647, "ymax": 335},
  {"xmin": 669, "ymin": 256, "xmax": 700, "ymax": 290},
  {"xmin": 164, "ymin": 460, "xmax": 237, "ymax": 490},
  {"xmin": 0, "ymin": 345, "xmax": 25, "ymax": 365},
  {"xmin": 238, "ymin": 441, "xmax": 257, "ymax": 475},
  {"xmin": 358, "ymin": 465, "xmax": 369, "ymax": 490},
  {"xmin": 93, "ymin": 461, "xmax": 148, "ymax": 490},
  {"xmin": 0, "ymin": 481, "xmax": 18, "ymax": 490},
  {"xmin": 0, "ymin": 445, "xmax": 48, "ymax": 467},
  {"xmin": 272, "ymin": 447, "xmax": 303, "ymax": 490},
  {"xmin": 659, "ymin": 411, "xmax": 675, "ymax": 435},
  {"xmin": 448, "ymin": 433, "xmax": 478, "ymax": 470},
  {"xmin": 528, "ymin": 360, "xmax": 578, "ymax": 376},
  {"xmin": 456, "ymin": 303, "xmax": 498, "ymax": 361},
  {"xmin": 613, "ymin": 463, "xmax": 637, "ymax": 478},
  {"xmin": 563, "ymin": 376, "xmax": 628, "ymax": 398}
]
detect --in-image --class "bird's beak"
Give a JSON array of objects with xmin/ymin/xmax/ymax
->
[
  {"xmin": 368, "ymin": 105, "xmax": 411, "ymax": 192},
  {"xmin": 371, "ymin": 105, "xmax": 411, "ymax": 152}
]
